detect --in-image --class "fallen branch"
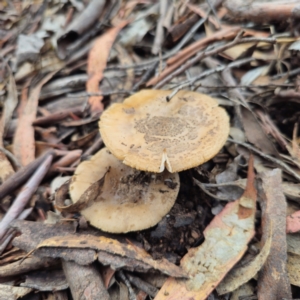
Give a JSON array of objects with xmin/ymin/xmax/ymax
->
[{"xmin": 224, "ymin": 0, "xmax": 300, "ymax": 23}]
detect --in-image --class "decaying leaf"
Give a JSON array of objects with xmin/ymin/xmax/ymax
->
[
  {"xmin": 257, "ymin": 169, "xmax": 292, "ymax": 300},
  {"xmin": 86, "ymin": 21, "xmax": 128, "ymax": 114},
  {"xmin": 0, "ymin": 284, "xmax": 32, "ymax": 299},
  {"xmin": 240, "ymin": 106, "xmax": 278, "ymax": 157},
  {"xmin": 230, "ymin": 282, "xmax": 255, "ymax": 300},
  {"xmin": 13, "ymin": 72, "xmax": 56, "ymax": 166},
  {"xmin": 154, "ymin": 156, "xmax": 256, "ymax": 300},
  {"xmin": 217, "ymin": 221, "xmax": 272, "ymax": 294},
  {"xmin": 35, "ymin": 234, "xmax": 187, "ymax": 278},
  {"xmin": 287, "ymin": 232, "xmax": 300, "ymax": 256},
  {"xmin": 215, "ymin": 155, "xmax": 243, "ymax": 200},
  {"xmin": 0, "ymin": 70, "xmax": 18, "ymax": 146}
]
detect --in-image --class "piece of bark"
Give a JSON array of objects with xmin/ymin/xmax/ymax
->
[
  {"xmin": 62, "ymin": 260, "xmax": 109, "ymax": 300},
  {"xmin": 11, "ymin": 220, "xmax": 99, "ymax": 265},
  {"xmin": 0, "ymin": 256, "xmax": 59, "ymax": 279},
  {"xmin": 21, "ymin": 269, "xmax": 68, "ymax": 291},
  {"xmin": 257, "ymin": 169, "xmax": 292, "ymax": 300}
]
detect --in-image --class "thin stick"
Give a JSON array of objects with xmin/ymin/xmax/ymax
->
[
  {"xmin": 126, "ymin": 272, "xmax": 159, "ymax": 297},
  {"xmin": 0, "ymin": 150, "xmax": 55, "ymax": 200},
  {"xmin": 0, "ymin": 154, "xmax": 53, "ymax": 240},
  {"xmin": 193, "ymin": 178, "xmax": 231, "ymax": 201},
  {"xmin": 155, "ymin": 36, "xmax": 276, "ymax": 88},
  {"xmin": 228, "ymin": 138, "xmax": 300, "ymax": 182},
  {"xmin": 167, "ymin": 57, "xmax": 254, "ymax": 100},
  {"xmin": 118, "ymin": 270, "xmax": 136, "ymax": 300}
]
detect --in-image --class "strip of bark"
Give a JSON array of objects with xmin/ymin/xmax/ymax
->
[{"xmin": 258, "ymin": 169, "xmax": 292, "ymax": 300}]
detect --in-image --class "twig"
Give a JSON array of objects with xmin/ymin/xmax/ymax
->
[
  {"xmin": 33, "ymin": 106, "xmax": 84, "ymax": 126},
  {"xmin": 71, "ymin": 135, "xmax": 103, "ymax": 167},
  {"xmin": 224, "ymin": 0, "xmax": 300, "ymax": 23},
  {"xmin": 0, "ymin": 154, "xmax": 53, "ymax": 240},
  {"xmin": 228, "ymin": 138, "xmax": 300, "ymax": 182},
  {"xmin": 85, "ymin": 90, "xmax": 131, "ymax": 97},
  {"xmin": 132, "ymin": 62, "xmax": 159, "ymax": 91},
  {"xmin": 167, "ymin": 57, "xmax": 255, "ymax": 100},
  {"xmin": 272, "ymin": 67, "xmax": 300, "ymax": 80},
  {"xmin": 193, "ymin": 178, "xmax": 232, "ymax": 201},
  {"xmin": 0, "ymin": 150, "xmax": 55, "ymax": 200},
  {"xmin": 274, "ymin": 89, "xmax": 300, "ymax": 99},
  {"xmin": 152, "ymin": 0, "xmax": 168, "ymax": 54},
  {"xmin": 154, "ymin": 36, "xmax": 276, "ymax": 88},
  {"xmin": 118, "ymin": 270, "xmax": 136, "ymax": 300},
  {"xmin": 206, "ymin": 0, "xmax": 221, "ymax": 28},
  {"xmin": 49, "ymin": 150, "xmax": 82, "ymax": 173},
  {"xmin": 126, "ymin": 272, "xmax": 158, "ymax": 298}
]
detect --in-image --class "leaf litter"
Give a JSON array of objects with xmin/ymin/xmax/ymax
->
[{"xmin": 0, "ymin": 0, "xmax": 300, "ymax": 299}]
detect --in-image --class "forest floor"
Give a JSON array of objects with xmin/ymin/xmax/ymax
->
[{"xmin": 1, "ymin": 0, "xmax": 300, "ymax": 299}]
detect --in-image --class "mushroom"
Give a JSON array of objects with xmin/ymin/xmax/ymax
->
[
  {"xmin": 99, "ymin": 89, "xmax": 230, "ymax": 173},
  {"xmin": 69, "ymin": 148, "xmax": 180, "ymax": 233}
]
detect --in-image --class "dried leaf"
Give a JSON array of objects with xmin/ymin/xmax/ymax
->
[
  {"xmin": 15, "ymin": 34, "xmax": 44, "ymax": 66},
  {"xmin": 287, "ymin": 253, "xmax": 300, "ymax": 287},
  {"xmin": 13, "ymin": 72, "xmax": 56, "ymax": 166},
  {"xmin": 0, "ymin": 151, "xmax": 15, "ymax": 182},
  {"xmin": 154, "ymin": 157, "xmax": 257, "ymax": 300},
  {"xmin": 258, "ymin": 169, "xmax": 292, "ymax": 300},
  {"xmin": 56, "ymin": 175, "xmax": 105, "ymax": 213},
  {"xmin": 215, "ymin": 155, "xmax": 243, "ymax": 200},
  {"xmin": 0, "ymin": 70, "xmax": 18, "ymax": 146},
  {"xmin": 287, "ymin": 232, "xmax": 300, "ymax": 256},
  {"xmin": 86, "ymin": 21, "xmax": 128, "ymax": 114},
  {"xmin": 56, "ymin": 0, "xmax": 106, "ymax": 59},
  {"xmin": 217, "ymin": 221, "xmax": 272, "ymax": 294},
  {"xmin": 240, "ymin": 106, "xmax": 278, "ymax": 156},
  {"xmin": 119, "ymin": 4, "xmax": 159, "ymax": 46},
  {"xmin": 36, "ymin": 235, "xmax": 187, "ymax": 278},
  {"xmin": 241, "ymin": 66, "xmax": 269, "ymax": 85}
]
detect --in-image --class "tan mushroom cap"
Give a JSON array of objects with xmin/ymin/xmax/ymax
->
[
  {"xmin": 99, "ymin": 89, "xmax": 230, "ymax": 173},
  {"xmin": 69, "ymin": 148, "xmax": 180, "ymax": 233}
]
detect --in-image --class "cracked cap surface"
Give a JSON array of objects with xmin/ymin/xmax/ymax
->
[{"xmin": 99, "ymin": 89, "xmax": 230, "ymax": 173}]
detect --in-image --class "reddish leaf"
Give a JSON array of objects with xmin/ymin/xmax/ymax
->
[{"xmin": 86, "ymin": 21, "xmax": 128, "ymax": 114}]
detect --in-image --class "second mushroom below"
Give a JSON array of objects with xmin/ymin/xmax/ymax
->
[{"xmin": 69, "ymin": 148, "xmax": 180, "ymax": 233}]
